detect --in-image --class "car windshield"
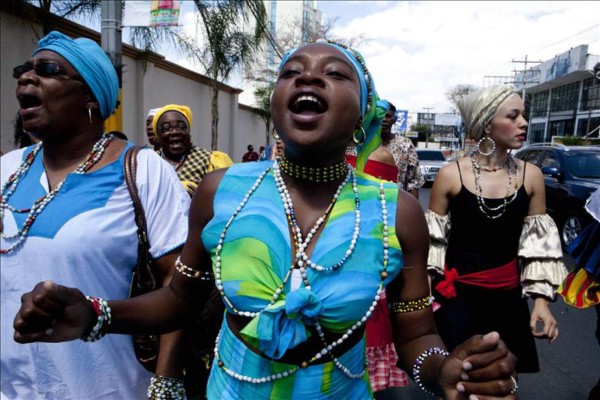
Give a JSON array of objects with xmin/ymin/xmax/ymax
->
[
  {"xmin": 565, "ymin": 152, "xmax": 600, "ymax": 179},
  {"xmin": 418, "ymin": 151, "xmax": 447, "ymax": 161}
]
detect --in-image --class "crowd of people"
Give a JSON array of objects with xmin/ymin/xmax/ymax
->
[{"xmin": 1, "ymin": 30, "xmax": 597, "ymax": 400}]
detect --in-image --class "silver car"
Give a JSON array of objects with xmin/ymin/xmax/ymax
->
[{"xmin": 417, "ymin": 149, "xmax": 448, "ymax": 186}]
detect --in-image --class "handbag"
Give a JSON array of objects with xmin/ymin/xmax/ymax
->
[
  {"xmin": 123, "ymin": 146, "xmax": 225, "ymax": 391},
  {"xmin": 124, "ymin": 145, "xmax": 160, "ymax": 372}
]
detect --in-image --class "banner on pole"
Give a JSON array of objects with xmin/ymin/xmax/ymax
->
[{"xmin": 124, "ymin": 0, "xmax": 181, "ymax": 27}]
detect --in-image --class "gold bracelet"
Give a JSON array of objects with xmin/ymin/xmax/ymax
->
[
  {"xmin": 175, "ymin": 257, "xmax": 214, "ymax": 281},
  {"xmin": 389, "ymin": 296, "xmax": 433, "ymax": 313}
]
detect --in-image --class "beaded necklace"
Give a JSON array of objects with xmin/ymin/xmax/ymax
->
[
  {"xmin": 212, "ymin": 160, "xmax": 390, "ymax": 383},
  {"xmin": 0, "ymin": 133, "xmax": 113, "ymax": 254},
  {"xmin": 279, "ymin": 156, "xmax": 348, "ymax": 183},
  {"xmin": 471, "ymin": 156, "xmax": 509, "ymax": 172},
  {"xmin": 470, "ymin": 154, "xmax": 519, "ymax": 220}
]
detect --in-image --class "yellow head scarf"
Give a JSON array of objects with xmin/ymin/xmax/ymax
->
[{"xmin": 152, "ymin": 104, "xmax": 193, "ymax": 138}]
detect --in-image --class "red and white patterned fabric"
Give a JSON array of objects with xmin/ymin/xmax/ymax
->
[
  {"xmin": 367, "ymin": 343, "xmax": 408, "ymax": 392},
  {"xmin": 365, "ymin": 290, "xmax": 409, "ymax": 392}
]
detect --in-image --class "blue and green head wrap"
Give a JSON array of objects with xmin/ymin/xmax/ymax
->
[
  {"xmin": 278, "ymin": 40, "xmax": 388, "ymax": 171},
  {"xmin": 33, "ymin": 31, "xmax": 119, "ymax": 121}
]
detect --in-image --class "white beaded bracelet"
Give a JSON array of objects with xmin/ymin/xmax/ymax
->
[
  {"xmin": 147, "ymin": 375, "xmax": 185, "ymax": 400},
  {"xmin": 412, "ymin": 347, "xmax": 449, "ymax": 396}
]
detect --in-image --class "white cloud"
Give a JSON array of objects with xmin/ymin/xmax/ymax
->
[{"xmin": 322, "ymin": 1, "xmax": 600, "ymax": 114}]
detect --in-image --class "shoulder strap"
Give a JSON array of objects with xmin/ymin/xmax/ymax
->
[
  {"xmin": 124, "ymin": 146, "xmax": 157, "ymax": 290},
  {"xmin": 456, "ymin": 160, "xmax": 463, "ymax": 184}
]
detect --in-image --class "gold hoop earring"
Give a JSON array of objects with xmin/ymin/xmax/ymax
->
[
  {"xmin": 272, "ymin": 129, "xmax": 280, "ymax": 141},
  {"xmin": 88, "ymin": 107, "xmax": 92, "ymax": 125},
  {"xmin": 353, "ymin": 127, "xmax": 366, "ymax": 145}
]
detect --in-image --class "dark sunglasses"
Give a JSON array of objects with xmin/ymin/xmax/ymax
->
[
  {"xmin": 159, "ymin": 121, "xmax": 189, "ymax": 133},
  {"xmin": 13, "ymin": 60, "xmax": 81, "ymax": 80}
]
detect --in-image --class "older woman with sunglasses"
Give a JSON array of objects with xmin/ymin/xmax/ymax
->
[
  {"xmin": 13, "ymin": 41, "xmax": 519, "ymax": 399},
  {"xmin": 1, "ymin": 31, "xmax": 191, "ymax": 399},
  {"xmin": 152, "ymin": 104, "xmax": 233, "ymax": 196}
]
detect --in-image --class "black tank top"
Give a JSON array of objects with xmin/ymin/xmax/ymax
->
[{"xmin": 446, "ymin": 161, "xmax": 530, "ymax": 275}]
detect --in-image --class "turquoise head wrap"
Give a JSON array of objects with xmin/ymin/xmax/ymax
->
[
  {"xmin": 278, "ymin": 41, "xmax": 387, "ymax": 171},
  {"xmin": 33, "ymin": 31, "xmax": 119, "ymax": 121}
]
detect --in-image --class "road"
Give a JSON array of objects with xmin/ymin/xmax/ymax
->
[{"xmin": 378, "ymin": 187, "xmax": 600, "ymax": 400}]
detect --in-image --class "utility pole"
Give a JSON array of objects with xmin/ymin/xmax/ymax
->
[
  {"xmin": 423, "ymin": 107, "xmax": 434, "ymax": 148},
  {"xmin": 512, "ymin": 55, "xmax": 543, "ymax": 98},
  {"xmin": 101, "ymin": 0, "xmax": 123, "ymax": 132}
]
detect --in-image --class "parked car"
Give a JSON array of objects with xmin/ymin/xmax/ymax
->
[
  {"xmin": 417, "ymin": 149, "xmax": 449, "ymax": 186},
  {"xmin": 514, "ymin": 144, "xmax": 600, "ymax": 247}
]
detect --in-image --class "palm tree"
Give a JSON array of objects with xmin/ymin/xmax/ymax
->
[
  {"xmin": 254, "ymin": 82, "xmax": 275, "ymax": 146},
  {"xmin": 192, "ymin": 0, "xmax": 267, "ymax": 150}
]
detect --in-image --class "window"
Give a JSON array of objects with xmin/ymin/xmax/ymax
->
[
  {"xmin": 550, "ymin": 82, "xmax": 580, "ymax": 112},
  {"xmin": 529, "ymin": 122, "xmax": 546, "ymax": 143},
  {"xmin": 582, "ymin": 78, "xmax": 600, "ymax": 111},
  {"xmin": 540, "ymin": 151, "xmax": 560, "ymax": 169},
  {"xmin": 530, "ymin": 91, "xmax": 549, "ymax": 117},
  {"xmin": 576, "ymin": 117, "xmax": 600, "ymax": 136},
  {"xmin": 566, "ymin": 152, "xmax": 600, "ymax": 178},
  {"xmin": 518, "ymin": 150, "xmax": 543, "ymax": 164},
  {"xmin": 416, "ymin": 150, "xmax": 447, "ymax": 161}
]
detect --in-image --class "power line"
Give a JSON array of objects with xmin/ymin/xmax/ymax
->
[{"xmin": 528, "ymin": 24, "xmax": 599, "ymax": 57}]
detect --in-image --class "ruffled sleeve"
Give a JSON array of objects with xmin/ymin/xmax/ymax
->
[
  {"xmin": 518, "ymin": 214, "xmax": 568, "ymax": 300},
  {"xmin": 425, "ymin": 210, "xmax": 451, "ymax": 276},
  {"xmin": 208, "ymin": 151, "xmax": 234, "ymax": 172}
]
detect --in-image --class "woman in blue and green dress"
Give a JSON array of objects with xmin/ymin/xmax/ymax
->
[{"xmin": 13, "ymin": 41, "xmax": 519, "ymax": 399}]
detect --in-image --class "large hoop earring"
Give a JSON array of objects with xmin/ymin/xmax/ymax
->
[
  {"xmin": 88, "ymin": 107, "xmax": 93, "ymax": 125},
  {"xmin": 272, "ymin": 129, "xmax": 280, "ymax": 141},
  {"xmin": 353, "ymin": 127, "xmax": 366, "ymax": 145},
  {"xmin": 476, "ymin": 135, "xmax": 495, "ymax": 156}
]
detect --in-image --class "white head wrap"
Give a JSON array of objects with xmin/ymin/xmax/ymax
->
[
  {"xmin": 458, "ymin": 85, "xmax": 517, "ymax": 141},
  {"xmin": 147, "ymin": 108, "xmax": 160, "ymax": 118}
]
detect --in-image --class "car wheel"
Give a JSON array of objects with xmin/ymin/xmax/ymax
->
[{"xmin": 561, "ymin": 211, "xmax": 583, "ymax": 248}]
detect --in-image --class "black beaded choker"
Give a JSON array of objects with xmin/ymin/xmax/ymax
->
[{"xmin": 279, "ymin": 156, "xmax": 348, "ymax": 183}]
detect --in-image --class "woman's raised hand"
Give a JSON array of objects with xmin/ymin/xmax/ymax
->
[
  {"xmin": 440, "ymin": 332, "xmax": 518, "ymax": 399},
  {"xmin": 13, "ymin": 280, "xmax": 94, "ymax": 344}
]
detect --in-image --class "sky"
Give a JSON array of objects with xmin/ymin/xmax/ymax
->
[
  {"xmin": 111, "ymin": 1, "xmax": 599, "ymax": 118},
  {"xmin": 315, "ymin": 1, "xmax": 600, "ymax": 115}
]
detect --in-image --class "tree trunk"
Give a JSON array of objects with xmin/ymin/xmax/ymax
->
[
  {"xmin": 265, "ymin": 117, "xmax": 271, "ymax": 145},
  {"xmin": 210, "ymin": 83, "xmax": 219, "ymax": 151}
]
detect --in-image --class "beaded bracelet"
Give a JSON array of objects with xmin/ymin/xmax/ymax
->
[
  {"xmin": 389, "ymin": 295, "xmax": 433, "ymax": 313},
  {"xmin": 412, "ymin": 347, "xmax": 450, "ymax": 396},
  {"xmin": 147, "ymin": 375, "xmax": 185, "ymax": 400},
  {"xmin": 81, "ymin": 296, "xmax": 112, "ymax": 342},
  {"xmin": 175, "ymin": 256, "xmax": 214, "ymax": 280}
]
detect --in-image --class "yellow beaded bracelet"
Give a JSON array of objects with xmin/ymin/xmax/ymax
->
[{"xmin": 389, "ymin": 296, "xmax": 433, "ymax": 313}]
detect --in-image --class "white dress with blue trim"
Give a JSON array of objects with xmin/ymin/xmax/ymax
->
[{"xmin": 1, "ymin": 145, "xmax": 190, "ymax": 400}]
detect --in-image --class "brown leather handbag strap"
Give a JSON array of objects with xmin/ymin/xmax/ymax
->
[{"xmin": 124, "ymin": 146, "xmax": 157, "ymax": 290}]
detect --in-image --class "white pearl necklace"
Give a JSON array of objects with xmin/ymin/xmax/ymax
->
[
  {"xmin": 213, "ymin": 162, "xmax": 391, "ymax": 383},
  {"xmin": 1, "ymin": 133, "xmax": 113, "ymax": 254},
  {"xmin": 273, "ymin": 160, "xmax": 360, "ymax": 273}
]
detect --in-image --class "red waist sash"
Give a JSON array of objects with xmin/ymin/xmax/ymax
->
[{"xmin": 435, "ymin": 258, "xmax": 519, "ymax": 299}]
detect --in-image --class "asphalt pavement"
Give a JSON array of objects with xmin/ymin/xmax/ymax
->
[{"xmin": 375, "ymin": 187, "xmax": 600, "ymax": 399}]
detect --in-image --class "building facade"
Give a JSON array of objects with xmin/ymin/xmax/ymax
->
[
  {"xmin": 514, "ymin": 45, "xmax": 600, "ymax": 144},
  {"xmin": 239, "ymin": 0, "xmax": 322, "ymax": 106}
]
